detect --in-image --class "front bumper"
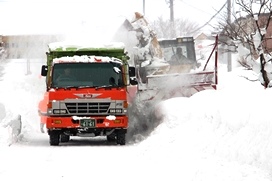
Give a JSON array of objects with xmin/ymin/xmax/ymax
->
[{"xmin": 46, "ymin": 115, "xmax": 128, "ymax": 129}]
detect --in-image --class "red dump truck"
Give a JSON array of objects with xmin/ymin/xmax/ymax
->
[{"xmin": 38, "ymin": 42, "xmax": 137, "ymax": 146}]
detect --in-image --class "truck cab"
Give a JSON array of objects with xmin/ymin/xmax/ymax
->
[{"xmin": 158, "ymin": 37, "xmax": 199, "ymax": 73}]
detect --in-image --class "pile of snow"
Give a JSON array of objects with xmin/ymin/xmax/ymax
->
[
  {"xmin": 0, "ymin": 59, "xmax": 45, "ymax": 146},
  {"xmin": 48, "ymin": 41, "xmax": 126, "ymax": 51},
  {"xmin": 133, "ymin": 67, "xmax": 272, "ymax": 179},
  {"xmin": 53, "ymin": 55, "xmax": 123, "ymax": 64},
  {"xmin": 0, "ymin": 102, "xmax": 22, "ymax": 146}
]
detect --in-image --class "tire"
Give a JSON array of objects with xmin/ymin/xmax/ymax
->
[
  {"xmin": 60, "ymin": 134, "xmax": 70, "ymax": 142},
  {"xmin": 116, "ymin": 132, "xmax": 126, "ymax": 145},
  {"xmin": 49, "ymin": 131, "xmax": 60, "ymax": 146},
  {"xmin": 107, "ymin": 133, "xmax": 116, "ymax": 142}
]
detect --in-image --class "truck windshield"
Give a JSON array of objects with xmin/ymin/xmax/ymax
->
[
  {"xmin": 51, "ymin": 62, "xmax": 124, "ymax": 88},
  {"xmin": 159, "ymin": 39, "xmax": 197, "ymax": 64},
  {"xmin": 161, "ymin": 46, "xmax": 196, "ymax": 64},
  {"xmin": 162, "ymin": 46, "xmax": 186, "ymax": 61}
]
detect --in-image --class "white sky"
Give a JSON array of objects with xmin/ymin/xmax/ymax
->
[
  {"xmin": 0, "ymin": 39, "xmax": 272, "ymax": 180},
  {"xmin": 0, "ymin": 0, "xmax": 227, "ymax": 35}
]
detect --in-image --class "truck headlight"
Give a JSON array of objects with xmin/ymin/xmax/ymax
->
[
  {"xmin": 109, "ymin": 109, "xmax": 123, "ymax": 113},
  {"xmin": 53, "ymin": 109, "xmax": 67, "ymax": 114}
]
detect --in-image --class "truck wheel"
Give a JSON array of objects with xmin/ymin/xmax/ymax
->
[
  {"xmin": 60, "ymin": 134, "xmax": 70, "ymax": 142},
  {"xmin": 107, "ymin": 133, "xmax": 116, "ymax": 142},
  {"xmin": 49, "ymin": 131, "xmax": 60, "ymax": 146},
  {"xmin": 116, "ymin": 133, "xmax": 126, "ymax": 145}
]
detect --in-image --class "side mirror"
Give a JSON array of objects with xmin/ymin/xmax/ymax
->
[
  {"xmin": 41, "ymin": 65, "xmax": 48, "ymax": 76},
  {"xmin": 129, "ymin": 66, "xmax": 136, "ymax": 77},
  {"xmin": 130, "ymin": 77, "xmax": 138, "ymax": 85}
]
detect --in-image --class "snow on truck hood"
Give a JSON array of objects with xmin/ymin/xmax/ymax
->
[
  {"xmin": 49, "ymin": 41, "xmax": 126, "ymax": 64},
  {"xmin": 48, "ymin": 41, "xmax": 126, "ymax": 51}
]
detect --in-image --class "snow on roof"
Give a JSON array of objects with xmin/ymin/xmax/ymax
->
[
  {"xmin": 48, "ymin": 41, "xmax": 126, "ymax": 51},
  {"xmin": 53, "ymin": 55, "xmax": 123, "ymax": 64}
]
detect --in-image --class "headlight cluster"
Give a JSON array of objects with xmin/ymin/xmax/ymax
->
[
  {"xmin": 53, "ymin": 109, "xmax": 67, "ymax": 114},
  {"xmin": 109, "ymin": 109, "xmax": 123, "ymax": 113}
]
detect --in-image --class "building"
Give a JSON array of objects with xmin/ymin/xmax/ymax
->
[
  {"xmin": 2, "ymin": 34, "xmax": 64, "ymax": 59},
  {"xmin": 221, "ymin": 12, "xmax": 272, "ymax": 54}
]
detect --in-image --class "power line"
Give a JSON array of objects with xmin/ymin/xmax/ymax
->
[
  {"xmin": 179, "ymin": 0, "xmax": 214, "ymax": 16},
  {"xmin": 191, "ymin": 1, "xmax": 227, "ymax": 34}
]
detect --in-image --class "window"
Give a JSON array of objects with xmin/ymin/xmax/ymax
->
[{"xmin": 51, "ymin": 62, "xmax": 123, "ymax": 88}]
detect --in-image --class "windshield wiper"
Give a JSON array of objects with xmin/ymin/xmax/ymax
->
[
  {"xmin": 95, "ymin": 85, "xmax": 116, "ymax": 90},
  {"xmin": 52, "ymin": 85, "xmax": 121, "ymax": 90},
  {"xmin": 77, "ymin": 85, "xmax": 95, "ymax": 89},
  {"xmin": 52, "ymin": 86, "xmax": 79, "ymax": 90}
]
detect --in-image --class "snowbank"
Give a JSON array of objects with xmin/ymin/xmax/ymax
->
[{"xmin": 0, "ymin": 103, "xmax": 22, "ymax": 146}]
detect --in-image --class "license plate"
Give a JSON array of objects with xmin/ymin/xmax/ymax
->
[{"xmin": 80, "ymin": 119, "xmax": 96, "ymax": 128}]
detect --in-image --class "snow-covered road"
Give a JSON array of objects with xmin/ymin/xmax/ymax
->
[{"xmin": 0, "ymin": 59, "xmax": 271, "ymax": 181}]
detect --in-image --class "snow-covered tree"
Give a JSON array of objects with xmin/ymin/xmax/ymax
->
[
  {"xmin": 149, "ymin": 16, "xmax": 200, "ymax": 39},
  {"xmin": 218, "ymin": 0, "xmax": 272, "ymax": 88}
]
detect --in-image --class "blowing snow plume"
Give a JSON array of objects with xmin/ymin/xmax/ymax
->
[
  {"xmin": 111, "ymin": 18, "xmax": 139, "ymax": 65},
  {"xmin": 139, "ymin": 72, "xmax": 213, "ymax": 101},
  {"xmin": 126, "ymin": 95, "xmax": 164, "ymax": 144}
]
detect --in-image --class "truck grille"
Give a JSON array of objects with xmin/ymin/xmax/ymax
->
[{"xmin": 65, "ymin": 102, "xmax": 110, "ymax": 114}]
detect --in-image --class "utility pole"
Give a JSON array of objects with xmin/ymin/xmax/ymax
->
[
  {"xmin": 227, "ymin": 0, "xmax": 232, "ymax": 72},
  {"xmin": 169, "ymin": 0, "xmax": 175, "ymax": 38},
  {"xmin": 143, "ymin": 0, "xmax": 145, "ymax": 15},
  {"xmin": 170, "ymin": 0, "xmax": 174, "ymax": 22}
]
